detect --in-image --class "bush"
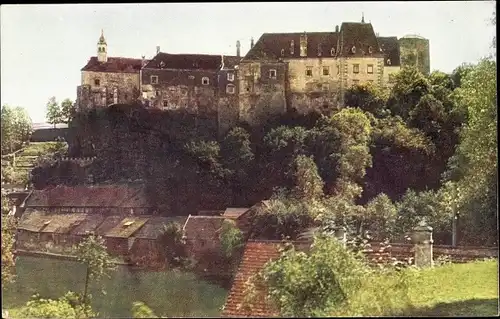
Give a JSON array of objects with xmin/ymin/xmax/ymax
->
[{"xmin": 218, "ymin": 219, "xmax": 243, "ymax": 259}]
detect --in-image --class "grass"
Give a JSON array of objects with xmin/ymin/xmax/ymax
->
[
  {"xmin": 404, "ymin": 259, "xmax": 499, "ymax": 316},
  {"xmin": 18, "ymin": 142, "xmax": 67, "ymax": 157},
  {"xmin": 334, "ymin": 259, "xmax": 498, "ymax": 317},
  {"xmin": 2, "ymin": 256, "xmax": 228, "ymax": 318}
]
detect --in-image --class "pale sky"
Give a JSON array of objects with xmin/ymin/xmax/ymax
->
[{"xmin": 1, "ymin": 2, "xmax": 496, "ymax": 123}]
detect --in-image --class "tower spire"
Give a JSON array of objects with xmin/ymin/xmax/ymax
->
[{"xmin": 97, "ymin": 29, "xmax": 107, "ymax": 62}]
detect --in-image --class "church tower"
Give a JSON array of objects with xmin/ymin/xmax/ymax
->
[{"xmin": 97, "ymin": 29, "xmax": 107, "ymax": 63}]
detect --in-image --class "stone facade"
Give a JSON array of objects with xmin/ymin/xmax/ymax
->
[{"xmin": 77, "ymin": 23, "xmax": 429, "ymax": 131}]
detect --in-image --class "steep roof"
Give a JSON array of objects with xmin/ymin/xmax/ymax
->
[
  {"xmin": 221, "ymin": 241, "xmax": 283, "ymax": 317},
  {"xmin": 25, "ymin": 184, "xmax": 148, "ymax": 208},
  {"xmin": 338, "ymin": 22, "xmax": 382, "ymax": 58},
  {"xmin": 244, "ymin": 22, "xmax": 386, "ymax": 61},
  {"xmin": 81, "ymin": 57, "xmax": 143, "ymax": 73},
  {"xmin": 378, "ymin": 36, "xmax": 401, "ymax": 66},
  {"xmin": 144, "ymin": 52, "xmax": 236, "ymax": 70},
  {"xmin": 244, "ymin": 32, "xmax": 339, "ymax": 61}
]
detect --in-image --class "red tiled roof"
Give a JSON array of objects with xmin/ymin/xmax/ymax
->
[
  {"xmin": 25, "ymin": 185, "xmax": 148, "ymax": 208},
  {"xmin": 81, "ymin": 57, "xmax": 143, "ymax": 73},
  {"xmin": 221, "ymin": 241, "xmax": 283, "ymax": 318}
]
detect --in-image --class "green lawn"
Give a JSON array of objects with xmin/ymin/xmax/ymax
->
[
  {"xmin": 18, "ymin": 142, "xmax": 66, "ymax": 157},
  {"xmin": 2, "ymin": 256, "xmax": 228, "ymax": 318},
  {"xmin": 405, "ymin": 259, "xmax": 499, "ymax": 316}
]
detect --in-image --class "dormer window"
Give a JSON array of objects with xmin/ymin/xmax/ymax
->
[
  {"xmin": 387, "ymin": 59, "xmax": 392, "ymax": 65},
  {"xmin": 290, "ymin": 40, "xmax": 295, "ymax": 55},
  {"xmin": 159, "ymin": 61, "xmax": 165, "ymax": 68},
  {"xmin": 281, "ymin": 49, "xmax": 285, "ymax": 56},
  {"xmin": 317, "ymin": 44, "xmax": 322, "ymax": 56},
  {"xmin": 151, "ymin": 75, "xmax": 158, "ymax": 84},
  {"xmin": 269, "ymin": 69, "xmax": 277, "ymax": 79},
  {"xmin": 202, "ymin": 77, "xmax": 210, "ymax": 85},
  {"xmin": 227, "ymin": 72, "xmax": 235, "ymax": 82},
  {"xmin": 351, "ymin": 46, "xmax": 356, "ymax": 54},
  {"xmin": 330, "ymin": 47, "xmax": 335, "ymax": 56},
  {"xmin": 368, "ymin": 46, "xmax": 373, "ymax": 54}
]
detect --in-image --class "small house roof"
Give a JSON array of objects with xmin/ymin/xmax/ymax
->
[
  {"xmin": 223, "ymin": 207, "xmax": 250, "ymax": 220},
  {"xmin": 104, "ymin": 216, "xmax": 150, "ymax": 238}
]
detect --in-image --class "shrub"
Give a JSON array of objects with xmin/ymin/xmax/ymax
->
[{"xmin": 218, "ymin": 219, "xmax": 244, "ymax": 259}]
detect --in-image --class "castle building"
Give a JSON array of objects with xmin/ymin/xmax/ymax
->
[
  {"xmin": 76, "ymin": 30, "xmax": 144, "ymax": 111},
  {"xmin": 76, "ymin": 18, "xmax": 429, "ymax": 132}
]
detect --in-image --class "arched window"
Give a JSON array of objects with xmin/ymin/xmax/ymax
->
[
  {"xmin": 351, "ymin": 46, "xmax": 356, "ymax": 54},
  {"xmin": 330, "ymin": 47, "xmax": 335, "ymax": 56},
  {"xmin": 368, "ymin": 46, "xmax": 373, "ymax": 54}
]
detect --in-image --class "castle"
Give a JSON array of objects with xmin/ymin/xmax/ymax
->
[{"xmin": 76, "ymin": 17, "xmax": 430, "ymax": 134}]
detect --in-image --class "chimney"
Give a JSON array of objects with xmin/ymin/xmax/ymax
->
[
  {"xmin": 300, "ymin": 32, "xmax": 308, "ymax": 57},
  {"xmin": 250, "ymin": 37, "xmax": 254, "ymax": 49},
  {"xmin": 335, "ymin": 25, "xmax": 339, "ymax": 33},
  {"xmin": 156, "ymin": 46, "xmax": 160, "ymax": 54},
  {"xmin": 141, "ymin": 55, "xmax": 146, "ymax": 67},
  {"xmin": 221, "ymin": 55, "xmax": 225, "ymax": 69},
  {"xmin": 236, "ymin": 40, "xmax": 241, "ymax": 57}
]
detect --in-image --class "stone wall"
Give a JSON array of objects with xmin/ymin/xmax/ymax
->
[
  {"xmin": 79, "ymin": 71, "xmax": 140, "ymax": 109},
  {"xmin": 237, "ymin": 61, "xmax": 287, "ymax": 125}
]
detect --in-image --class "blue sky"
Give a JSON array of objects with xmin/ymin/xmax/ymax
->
[{"xmin": 1, "ymin": 2, "xmax": 496, "ymax": 123}]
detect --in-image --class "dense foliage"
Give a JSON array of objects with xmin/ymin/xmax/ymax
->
[
  {"xmin": 1, "ymin": 104, "xmax": 33, "ymax": 154},
  {"xmin": 17, "ymin": 292, "xmax": 96, "ymax": 319},
  {"xmin": 31, "ymin": 57, "xmax": 496, "ymax": 245},
  {"xmin": 1, "ymin": 194, "xmax": 17, "ymax": 284},
  {"xmin": 218, "ymin": 219, "xmax": 244, "ymax": 259}
]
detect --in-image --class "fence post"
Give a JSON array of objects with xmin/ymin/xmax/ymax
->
[{"xmin": 412, "ymin": 219, "xmax": 433, "ymax": 267}]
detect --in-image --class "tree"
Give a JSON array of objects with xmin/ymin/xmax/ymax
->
[
  {"xmin": 18, "ymin": 292, "xmax": 95, "ymax": 319},
  {"xmin": 132, "ymin": 301, "xmax": 159, "ymax": 318},
  {"xmin": 245, "ymin": 236, "xmax": 368, "ymax": 317},
  {"xmin": 1, "ymin": 105, "xmax": 33, "ymax": 154},
  {"xmin": 290, "ymin": 154, "xmax": 324, "ymax": 202},
  {"xmin": 46, "ymin": 96, "xmax": 63, "ymax": 128},
  {"xmin": 440, "ymin": 59, "xmax": 497, "ymax": 245},
  {"xmin": 344, "ymin": 83, "xmax": 390, "ymax": 118},
  {"xmin": 1, "ymin": 195, "xmax": 16, "ymax": 284},
  {"xmin": 387, "ymin": 66, "xmax": 431, "ymax": 121},
  {"xmin": 75, "ymin": 234, "xmax": 116, "ymax": 313},
  {"xmin": 61, "ymin": 98, "xmax": 76, "ymax": 124},
  {"xmin": 218, "ymin": 219, "xmax": 244, "ymax": 259}
]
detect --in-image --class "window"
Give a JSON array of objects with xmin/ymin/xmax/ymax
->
[
  {"xmin": 337, "ymin": 65, "xmax": 340, "ymax": 75},
  {"xmin": 306, "ymin": 66, "xmax": 313, "ymax": 77},
  {"xmin": 269, "ymin": 69, "xmax": 277, "ymax": 79},
  {"xmin": 227, "ymin": 72, "xmax": 235, "ymax": 82},
  {"xmin": 353, "ymin": 64, "xmax": 360, "ymax": 74},
  {"xmin": 322, "ymin": 66, "xmax": 330, "ymax": 76},
  {"xmin": 155, "ymin": 90, "xmax": 160, "ymax": 97},
  {"xmin": 226, "ymin": 84, "xmax": 235, "ymax": 94},
  {"xmin": 351, "ymin": 46, "xmax": 356, "ymax": 54},
  {"xmin": 330, "ymin": 47, "xmax": 335, "ymax": 56},
  {"xmin": 290, "ymin": 40, "xmax": 295, "ymax": 55},
  {"xmin": 202, "ymin": 77, "xmax": 210, "ymax": 85},
  {"xmin": 151, "ymin": 75, "xmax": 158, "ymax": 84},
  {"xmin": 163, "ymin": 100, "xmax": 168, "ymax": 107},
  {"xmin": 367, "ymin": 64, "xmax": 374, "ymax": 74},
  {"xmin": 368, "ymin": 46, "xmax": 373, "ymax": 54},
  {"xmin": 281, "ymin": 49, "xmax": 285, "ymax": 56},
  {"xmin": 387, "ymin": 59, "xmax": 392, "ymax": 65},
  {"xmin": 352, "ymin": 79, "xmax": 360, "ymax": 86},
  {"xmin": 94, "ymin": 79, "xmax": 100, "ymax": 86}
]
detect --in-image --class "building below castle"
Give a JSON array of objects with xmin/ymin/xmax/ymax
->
[{"xmin": 76, "ymin": 17, "xmax": 430, "ymax": 133}]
